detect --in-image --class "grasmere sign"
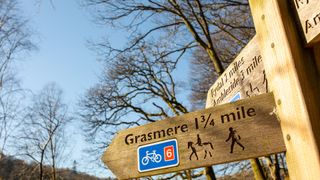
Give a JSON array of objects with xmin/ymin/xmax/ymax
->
[{"xmin": 102, "ymin": 93, "xmax": 285, "ymax": 179}]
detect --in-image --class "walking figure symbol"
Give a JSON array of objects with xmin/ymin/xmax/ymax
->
[
  {"xmin": 226, "ymin": 127, "xmax": 245, "ymax": 153},
  {"xmin": 188, "ymin": 134, "xmax": 213, "ymax": 160}
]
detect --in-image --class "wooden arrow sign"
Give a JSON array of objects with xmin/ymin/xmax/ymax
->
[
  {"xmin": 102, "ymin": 93, "xmax": 286, "ymax": 179},
  {"xmin": 206, "ymin": 36, "xmax": 267, "ymax": 108},
  {"xmin": 293, "ymin": 0, "xmax": 320, "ymax": 46}
]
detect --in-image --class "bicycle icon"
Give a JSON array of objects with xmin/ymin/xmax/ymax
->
[{"xmin": 141, "ymin": 150, "xmax": 162, "ymax": 165}]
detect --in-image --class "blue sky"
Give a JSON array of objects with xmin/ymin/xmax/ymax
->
[
  {"xmin": 18, "ymin": 0, "xmax": 191, "ymax": 178},
  {"xmin": 19, "ymin": 0, "xmax": 118, "ymax": 177},
  {"xmin": 21, "ymin": 0, "xmax": 102, "ymax": 103}
]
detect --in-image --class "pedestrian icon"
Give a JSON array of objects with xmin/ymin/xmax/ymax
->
[{"xmin": 225, "ymin": 127, "xmax": 245, "ymax": 153}]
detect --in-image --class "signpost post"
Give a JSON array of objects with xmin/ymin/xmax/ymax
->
[
  {"xmin": 249, "ymin": 0, "xmax": 320, "ymax": 179},
  {"xmin": 102, "ymin": 93, "xmax": 285, "ymax": 179}
]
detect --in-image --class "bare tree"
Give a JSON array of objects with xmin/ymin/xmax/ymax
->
[
  {"xmin": 80, "ymin": 39, "xmax": 187, "ymax": 141},
  {"xmin": 0, "ymin": 0, "xmax": 34, "ymax": 158},
  {"xmin": 189, "ymin": 3, "xmax": 255, "ymax": 109},
  {"xmin": 81, "ymin": 0, "xmax": 277, "ymax": 179},
  {"xmin": 17, "ymin": 83, "xmax": 71, "ymax": 180},
  {"xmin": 80, "ymin": 40, "xmax": 198, "ymax": 178},
  {"xmin": 82, "ymin": 0, "xmax": 254, "ymax": 76}
]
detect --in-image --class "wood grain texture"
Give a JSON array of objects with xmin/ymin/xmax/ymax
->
[
  {"xmin": 102, "ymin": 93, "xmax": 285, "ymax": 179},
  {"xmin": 249, "ymin": 0, "xmax": 320, "ymax": 179},
  {"xmin": 206, "ymin": 36, "xmax": 267, "ymax": 108},
  {"xmin": 205, "ymin": 36, "xmax": 269, "ymax": 180},
  {"xmin": 313, "ymin": 43, "xmax": 320, "ymax": 74},
  {"xmin": 292, "ymin": 0, "xmax": 320, "ymax": 45}
]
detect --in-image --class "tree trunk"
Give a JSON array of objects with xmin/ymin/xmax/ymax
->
[
  {"xmin": 40, "ymin": 151, "xmax": 44, "ymax": 180},
  {"xmin": 185, "ymin": 170, "xmax": 192, "ymax": 180},
  {"xmin": 250, "ymin": 158, "xmax": 266, "ymax": 180},
  {"xmin": 204, "ymin": 46, "xmax": 222, "ymax": 180},
  {"xmin": 39, "ymin": 163, "xmax": 43, "ymax": 180},
  {"xmin": 205, "ymin": 166, "xmax": 216, "ymax": 180},
  {"xmin": 274, "ymin": 154, "xmax": 281, "ymax": 180},
  {"xmin": 50, "ymin": 140, "xmax": 56, "ymax": 180},
  {"xmin": 206, "ymin": 48, "xmax": 224, "ymax": 76},
  {"xmin": 266, "ymin": 156, "xmax": 275, "ymax": 179}
]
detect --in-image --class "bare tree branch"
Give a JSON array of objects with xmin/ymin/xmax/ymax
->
[{"xmin": 16, "ymin": 83, "xmax": 71, "ymax": 180}]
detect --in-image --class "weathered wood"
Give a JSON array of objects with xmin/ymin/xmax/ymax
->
[
  {"xmin": 205, "ymin": 35, "xmax": 267, "ymax": 180},
  {"xmin": 249, "ymin": 0, "xmax": 320, "ymax": 179},
  {"xmin": 313, "ymin": 43, "xmax": 320, "ymax": 74},
  {"xmin": 102, "ymin": 93, "xmax": 285, "ymax": 179},
  {"xmin": 292, "ymin": 0, "xmax": 320, "ymax": 45},
  {"xmin": 206, "ymin": 36, "xmax": 267, "ymax": 108}
]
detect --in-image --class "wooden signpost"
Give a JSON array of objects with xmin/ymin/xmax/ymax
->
[
  {"xmin": 102, "ymin": 0, "xmax": 320, "ymax": 179},
  {"xmin": 250, "ymin": 0, "xmax": 320, "ymax": 179},
  {"xmin": 102, "ymin": 93, "xmax": 285, "ymax": 179},
  {"xmin": 292, "ymin": 0, "xmax": 320, "ymax": 45},
  {"xmin": 206, "ymin": 36, "xmax": 267, "ymax": 108}
]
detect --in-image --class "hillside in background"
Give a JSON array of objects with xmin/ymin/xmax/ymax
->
[{"xmin": 0, "ymin": 154, "xmax": 113, "ymax": 180}]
